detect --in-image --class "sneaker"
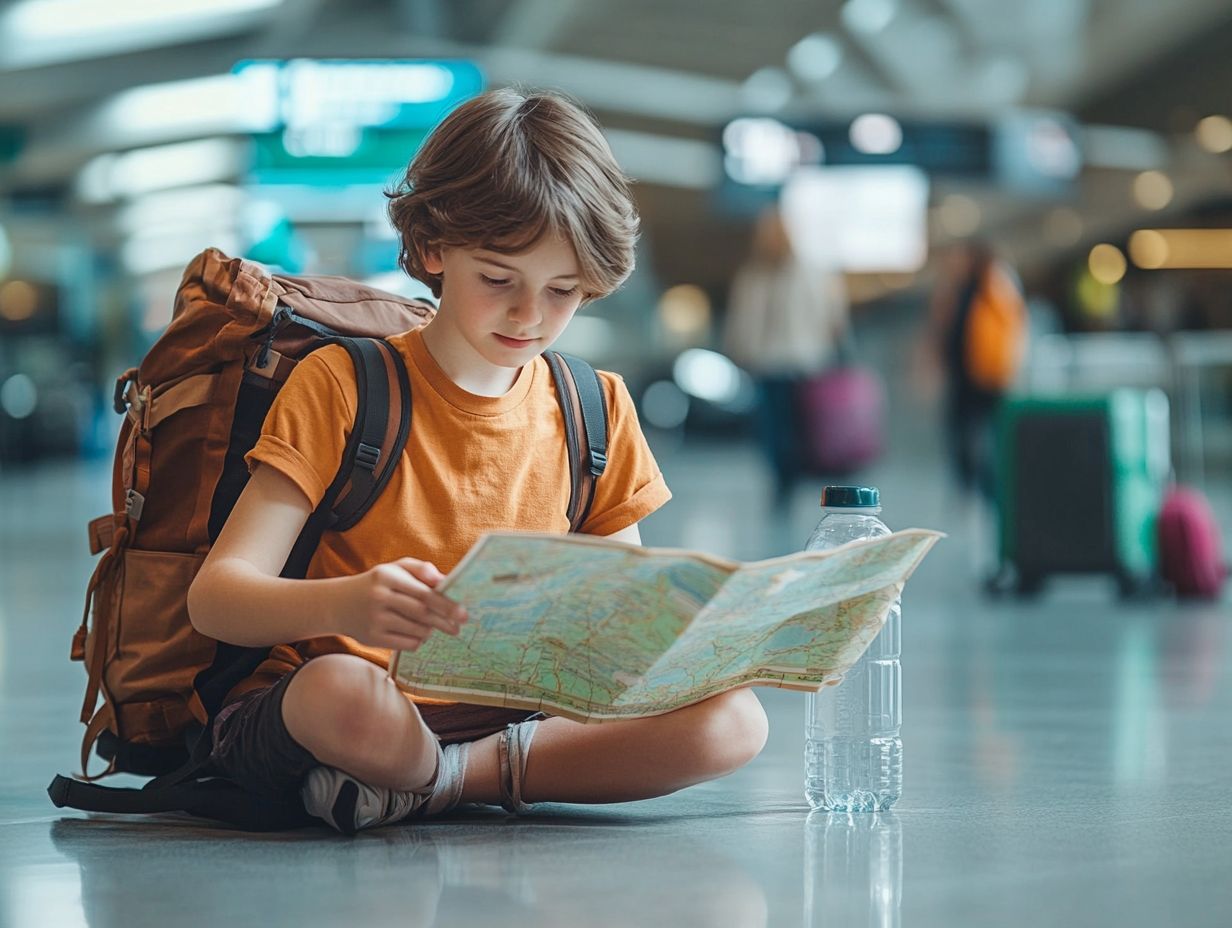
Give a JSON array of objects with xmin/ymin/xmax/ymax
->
[{"xmin": 301, "ymin": 765, "xmax": 434, "ymax": 835}]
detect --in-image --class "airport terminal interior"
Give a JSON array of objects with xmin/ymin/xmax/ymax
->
[{"xmin": 2, "ymin": 1, "xmax": 1231, "ymax": 926}]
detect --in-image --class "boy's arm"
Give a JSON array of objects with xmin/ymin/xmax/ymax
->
[{"xmin": 187, "ymin": 463, "xmax": 467, "ymax": 650}]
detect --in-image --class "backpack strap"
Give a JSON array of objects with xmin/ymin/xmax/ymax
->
[
  {"xmin": 544, "ymin": 352, "xmax": 609, "ymax": 533},
  {"xmin": 48, "ymin": 774, "xmax": 314, "ymax": 831},
  {"xmin": 192, "ymin": 336, "xmax": 412, "ymax": 721},
  {"xmin": 289, "ymin": 337, "xmax": 413, "ymax": 548}
]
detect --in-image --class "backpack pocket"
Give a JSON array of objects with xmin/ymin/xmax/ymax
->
[{"xmin": 107, "ymin": 548, "xmax": 215, "ymax": 743}]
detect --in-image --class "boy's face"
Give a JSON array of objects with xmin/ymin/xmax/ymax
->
[{"xmin": 422, "ymin": 236, "xmax": 586, "ymax": 369}]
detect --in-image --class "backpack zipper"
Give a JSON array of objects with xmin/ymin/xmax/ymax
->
[{"xmin": 255, "ymin": 307, "xmax": 343, "ymax": 368}]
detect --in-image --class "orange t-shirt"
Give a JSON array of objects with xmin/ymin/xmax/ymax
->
[{"xmin": 236, "ymin": 326, "xmax": 672, "ymax": 701}]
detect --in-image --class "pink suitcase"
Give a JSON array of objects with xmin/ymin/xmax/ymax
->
[
  {"xmin": 1158, "ymin": 486, "xmax": 1226, "ymax": 599},
  {"xmin": 796, "ymin": 366, "xmax": 886, "ymax": 475}
]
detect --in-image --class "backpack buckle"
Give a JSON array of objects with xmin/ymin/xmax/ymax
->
[
  {"xmin": 355, "ymin": 442, "xmax": 381, "ymax": 472},
  {"xmin": 588, "ymin": 449, "xmax": 607, "ymax": 477},
  {"xmin": 112, "ymin": 368, "xmax": 139, "ymax": 415},
  {"xmin": 125, "ymin": 490, "xmax": 146, "ymax": 521}
]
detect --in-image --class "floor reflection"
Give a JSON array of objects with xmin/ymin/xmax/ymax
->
[
  {"xmin": 48, "ymin": 813, "xmax": 770, "ymax": 928},
  {"xmin": 804, "ymin": 812, "xmax": 902, "ymax": 928}
]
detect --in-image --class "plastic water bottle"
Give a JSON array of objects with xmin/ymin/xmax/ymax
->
[{"xmin": 803, "ymin": 485, "xmax": 902, "ymax": 812}]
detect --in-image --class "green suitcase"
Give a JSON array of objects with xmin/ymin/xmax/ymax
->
[{"xmin": 994, "ymin": 389, "xmax": 1171, "ymax": 595}]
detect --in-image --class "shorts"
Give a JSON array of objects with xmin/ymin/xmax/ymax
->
[{"xmin": 210, "ymin": 666, "xmax": 539, "ymax": 800}]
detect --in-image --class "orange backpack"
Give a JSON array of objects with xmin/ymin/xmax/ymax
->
[
  {"xmin": 963, "ymin": 261, "xmax": 1028, "ymax": 393},
  {"xmin": 59, "ymin": 247, "xmax": 609, "ymax": 792}
]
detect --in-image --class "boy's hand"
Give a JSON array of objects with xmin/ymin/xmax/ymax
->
[{"xmin": 340, "ymin": 558, "xmax": 468, "ymax": 650}]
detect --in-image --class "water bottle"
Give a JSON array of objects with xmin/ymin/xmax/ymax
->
[{"xmin": 804, "ymin": 485, "xmax": 902, "ymax": 812}]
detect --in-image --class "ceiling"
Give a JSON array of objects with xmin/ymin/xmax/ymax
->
[{"xmin": 2, "ymin": 0, "xmax": 1231, "ymax": 291}]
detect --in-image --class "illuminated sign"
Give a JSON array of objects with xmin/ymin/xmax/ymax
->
[
  {"xmin": 234, "ymin": 59, "xmax": 483, "ymax": 183},
  {"xmin": 781, "ymin": 165, "xmax": 930, "ymax": 273},
  {"xmin": 720, "ymin": 109, "xmax": 1081, "ymax": 199}
]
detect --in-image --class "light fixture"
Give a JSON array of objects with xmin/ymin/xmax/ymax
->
[
  {"xmin": 787, "ymin": 33, "xmax": 843, "ymax": 83},
  {"xmin": 1088, "ymin": 244, "xmax": 1127, "ymax": 285},
  {"xmin": 96, "ymin": 72, "xmax": 278, "ymax": 143},
  {"xmin": 1195, "ymin": 115, "xmax": 1232, "ymax": 154},
  {"xmin": 1128, "ymin": 230, "xmax": 1169, "ymax": 269},
  {"xmin": 1125, "ymin": 229, "xmax": 1232, "ymax": 269},
  {"xmin": 722, "ymin": 117, "xmax": 810, "ymax": 186},
  {"xmin": 841, "ymin": 0, "xmax": 898, "ymax": 35},
  {"xmin": 6, "ymin": 0, "xmax": 278, "ymax": 38},
  {"xmin": 849, "ymin": 114, "xmax": 902, "ymax": 155},
  {"xmin": 0, "ymin": 280, "xmax": 38, "ymax": 322},
  {"xmin": 658, "ymin": 285, "xmax": 712, "ymax": 338},
  {"xmin": 0, "ymin": 0, "xmax": 282, "ymax": 68},
  {"xmin": 0, "ymin": 374, "xmax": 38, "ymax": 419},
  {"xmin": 672, "ymin": 349, "xmax": 746, "ymax": 405},
  {"xmin": 76, "ymin": 138, "xmax": 243, "ymax": 204},
  {"xmin": 1131, "ymin": 171, "xmax": 1173, "ymax": 211}
]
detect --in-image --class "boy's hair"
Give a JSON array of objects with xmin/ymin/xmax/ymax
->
[{"xmin": 387, "ymin": 88, "xmax": 639, "ymax": 301}]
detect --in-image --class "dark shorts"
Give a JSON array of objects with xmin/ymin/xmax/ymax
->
[{"xmin": 210, "ymin": 666, "xmax": 539, "ymax": 800}]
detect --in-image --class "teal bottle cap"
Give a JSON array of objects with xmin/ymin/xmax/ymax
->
[{"xmin": 821, "ymin": 486, "xmax": 880, "ymax": 507}]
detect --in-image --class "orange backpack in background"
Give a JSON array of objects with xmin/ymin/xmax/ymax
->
[{"xmin": 963, "ymin": 261, "xmax": 1028, "ymax": 393}]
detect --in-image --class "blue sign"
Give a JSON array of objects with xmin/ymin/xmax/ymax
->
[
  {"xmin": 234, "ymin": 59, "xmax": 484, "ymax": 186},
  {"xmin": 233, "ymin": 58, "xmax": 484, "ymax": 132}
]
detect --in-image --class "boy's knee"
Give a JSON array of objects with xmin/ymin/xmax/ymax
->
[
  {"xmin": 691, "ymin": 689, "xmax": 769, "ymax": 777},
  {"xmin": 283, "ymin": 654, "xmax": 396, "ymax": 750}
]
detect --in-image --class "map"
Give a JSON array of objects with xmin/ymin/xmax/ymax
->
[{"xmin": 389, "ymin": 529, "xmax": 942, "ymax": 722}]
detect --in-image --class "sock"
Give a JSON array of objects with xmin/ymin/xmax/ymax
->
[
  {"xmin": 497, "ymin": 719, "xmax": 541, "ymax": 815},
  {"xmin": 418, "ymin": 741, "xmax": 471, "ymax": 817}
]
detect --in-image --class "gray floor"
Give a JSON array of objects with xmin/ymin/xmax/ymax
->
[{"xmin": 2, "ymin": 401, "xmax": 1230, "ymax": 927}]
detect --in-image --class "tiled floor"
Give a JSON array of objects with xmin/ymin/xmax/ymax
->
[{"xmin": 2, "ymin": 396, "xmax": 1230, "ymax": 927}]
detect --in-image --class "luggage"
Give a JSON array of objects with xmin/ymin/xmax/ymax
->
[
  {"xmin": 1158, "ymin": 486, "xmax": 1226, "ymax": 598},
  {"xmin": 796, "ymin": 365, "xmax": 885, "ymax": 475},
  {"xmin": 993, "ymin": 389, "xmax": 1171, "ymax": 595},
  {"xmin": 53, "ymin": 248, "xmax": 610, "ymax": 829}
]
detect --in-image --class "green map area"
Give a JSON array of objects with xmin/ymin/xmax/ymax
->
[{"xmin": 391, "ymin": 529, "xmax": 941, "ymax": 722}]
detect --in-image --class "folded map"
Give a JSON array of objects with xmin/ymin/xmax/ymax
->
[{"xmin": 389, "ymin": 529, "xmax": 942, "ymax": 722}]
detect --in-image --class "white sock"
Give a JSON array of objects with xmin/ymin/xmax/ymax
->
[{"xmin": 419, "ymin": 741, "xmax": 470, "ymax": 817}]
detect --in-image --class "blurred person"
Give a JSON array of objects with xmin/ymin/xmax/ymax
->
[
  {"xmin": 723, "ymin": 207, "xmax": 849, "ymax": 508},
  {"xmin": 186, "ymin": 89, "xmax": 768, "ymax": 835},
  {"xmin": 921, "ymin": 240, "xmax": 1028, "ymax": 504}
]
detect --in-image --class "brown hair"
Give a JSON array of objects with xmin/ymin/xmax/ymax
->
[{"xmin": 387, "ymin": 88, "xmax": 639, "ymax": 300}]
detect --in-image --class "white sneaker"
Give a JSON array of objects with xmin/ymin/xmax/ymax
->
[
  {"xmin": 301, "ymin": 740, "xmax": 471, "ymax": 835},
  {"xmin": 301, "ymin": 765, "xmax": 432, "ymax": 835}
]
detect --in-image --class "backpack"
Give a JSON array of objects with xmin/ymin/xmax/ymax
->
[
  {"xmin": 1158, "ymin": 486, "xmax": 1227, "ymax": 599},
  {"xmin": 962, "ymin": 261, "xmax": 1028, "ymax": 393},
  {"xmin": 49, "ymin": 248, "xmax": 609, "ymax": 828}
]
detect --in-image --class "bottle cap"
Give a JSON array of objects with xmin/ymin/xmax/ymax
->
[{"xmin": 821, "ymin": 485, "xmax": 880, "ymax": 508}]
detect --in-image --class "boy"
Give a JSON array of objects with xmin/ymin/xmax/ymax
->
[{"xmin": 187, "ymin": 88, "xmax": 768, "ymax": 834}]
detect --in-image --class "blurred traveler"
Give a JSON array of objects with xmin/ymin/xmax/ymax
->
[
  {"xmin": 723, "ymin": 207, "xmax": 849, "ymax": 507},
  {"xmin": 923, "ymin": 241, "xmax": 1028, "ymax": 502}
]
